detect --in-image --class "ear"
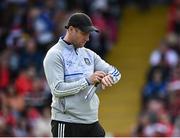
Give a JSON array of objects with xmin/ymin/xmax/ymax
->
[{"xmin": 68, "ymin": 26, "xmax": 74, "ymax": 32}]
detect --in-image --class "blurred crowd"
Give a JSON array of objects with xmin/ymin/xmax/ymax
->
[
  {"xmin": 1, "ymin": 0, "xmax": 178, "ymax": 137},
  {"xmin": 0, "ymin": 0, "xmax": 121, "ymax": 137},
  {"xmin": 133, "ymin": 0, "xmax": 180, "ymax": 137}
]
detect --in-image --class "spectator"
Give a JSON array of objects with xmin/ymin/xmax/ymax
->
[
  {"xmin": 15, "ymin": 66, "xmax": 35, "ymax": 96},
  {"xmin": 173, "ymin": 116, "xmax": 180, "ymax": 136},
  {"xmin": 19, "ymin": 38, "xmax": 43, "ymax": 71},
  {"xmin": 150, "ymin": 40, "xmax": 179, "ymax": 68},
  {"xmin": 32, "ymin": 107, "xmax": 51, "ymax": 137},
  {"xmin": 142, "ymin": 68, "xmax": 168, "ymax": 106},
  {"xmin": 25, "ymin": 77, "xmax": 49, "ymax": 110},
  {"xmin": 0, "ymin": 52, "xmax": 10, "ymax": 90},
  {"xmin": 137, "ymin": 2, "xmax": 180, "ymax": 137}
]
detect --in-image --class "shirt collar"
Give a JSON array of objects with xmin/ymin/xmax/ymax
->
[{"xmin": 59, "ymin": 37, "xmax": 74, "ymax": 50}]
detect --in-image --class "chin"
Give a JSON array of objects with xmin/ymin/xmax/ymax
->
[{"xmin": 79, "ymin": 44, "xmax": 85, "ymax": 47}]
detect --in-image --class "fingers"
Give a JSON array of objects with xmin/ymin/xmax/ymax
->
[
  {"xmin": 107, "ymin": 75, "xmax": 114, "ymax": 84},
  {"xmin": 90, "ymin": 71, "xmax": 107, "ymax": 84},
  {"xmin": 102, "ymin": 84, "xmax": 106, "ymax": 90},
  {"xmin": 101, "ymin": 75, "xmax": 113, "ymax": 87},
  {"xmin": 89, "ymin": 72, "xmax": 114, "ymax": 88},
  {"xmin": 94, "ymin": 71, "xmax": 106, "ymax": 79},
  {"xmin": 96, "ymin": 76, "xmax": 102, "ymax": 82}
]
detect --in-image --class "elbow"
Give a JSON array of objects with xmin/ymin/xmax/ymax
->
[
  {"xmin": 50, "ymin": 83, "xmax": 64, "ymax": 98},
  {"xmin": 52, "ymin": 88, "xmax": 64, "ymax": 98}
]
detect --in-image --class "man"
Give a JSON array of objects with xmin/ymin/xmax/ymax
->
[{"xmin": 43, "ymin": 12, "xmax": 121, "ymax": 137}]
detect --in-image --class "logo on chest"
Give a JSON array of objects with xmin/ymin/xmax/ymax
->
[{"xmin": 84, "ymin": 58, "xmax": 91, "ymax": 65}]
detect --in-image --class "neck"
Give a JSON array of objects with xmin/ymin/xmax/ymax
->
[
  {"xmin": 63, "ymin": 33, "xmax": 78, "ymax": 48},
  {"xmin": 63, "ymin": 33, "xmax": 72, "ymax": 44}
]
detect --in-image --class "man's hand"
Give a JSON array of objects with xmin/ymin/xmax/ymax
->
[
  {"xmin": 101, "ymin": 74, "xmax": 114, "ymax": 90},
  {"xmin": 89, "ymin": 71, "xmax": 106, "ymax": 85}
]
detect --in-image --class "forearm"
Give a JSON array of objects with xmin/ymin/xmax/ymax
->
[
  {"xmin": 94, "ymin": 53, "xmax": 121, "ymax": 84},
  {"xmin": 51, "ymin": 78, "xmax": 89, "ymax": 98}
]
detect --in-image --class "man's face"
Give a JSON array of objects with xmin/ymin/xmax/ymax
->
[{"xmin": 71, "ymin": 27, "xmax": 90, "ymax": 48}]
